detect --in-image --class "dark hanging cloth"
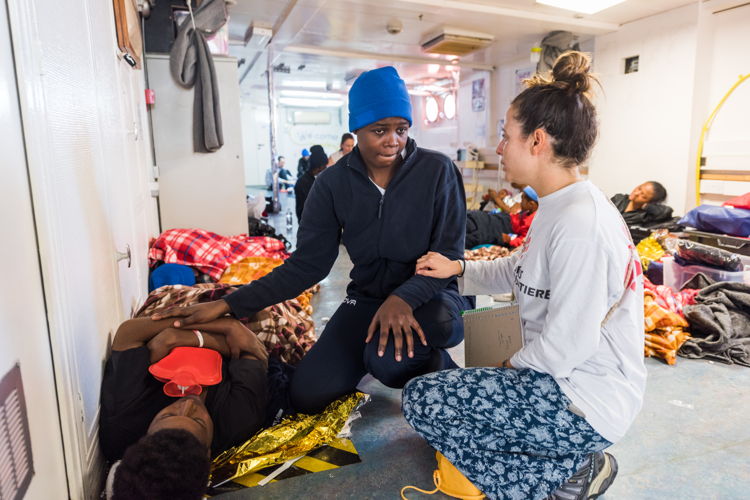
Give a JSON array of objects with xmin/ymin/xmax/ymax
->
[
  {"xmin": 170, "ymin": 0, "xmax": 227, "ymax": 152},
  {"xmin": 680, "ymin": 282, "xmax": 750, "ymax": 367}
]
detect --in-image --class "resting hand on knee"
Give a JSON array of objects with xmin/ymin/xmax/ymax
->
[{"xmin": 366, "ymin": 295, "xmax": 427, "ymax": 361}]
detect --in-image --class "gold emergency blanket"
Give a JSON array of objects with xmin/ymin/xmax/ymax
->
[
  {"xmin": 209, "ymin": 392, "xmax": 368, "ymax": 487},
  {"xmin": 219, "ymin": 256, "xmax": 284, "ymax": 285}
]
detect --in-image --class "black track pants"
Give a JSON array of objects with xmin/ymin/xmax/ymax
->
[{"xmin": 289, "ymin": 289, "xmax": 472, "ymax": 414}]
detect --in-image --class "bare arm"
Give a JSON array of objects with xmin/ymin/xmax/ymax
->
[
  {"xmin": 488, "ymin": 190, "xmax": 520, "ymax": 214},
  {"xmin": 113, "ymin": 317, "xmax": 268, "ymax": 365},
  {"xmin": 146, "ymin": 328, "xmax": 230, "ymax": 363}
]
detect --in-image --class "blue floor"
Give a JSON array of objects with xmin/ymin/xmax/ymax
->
[{"xmin": 227, "ymin": 189, "xmax": 750, "ymax": 499}]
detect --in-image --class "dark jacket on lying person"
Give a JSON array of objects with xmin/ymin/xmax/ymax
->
[
  {"xmin": 99, "ymin": 318, "xmax": 268, "ymax": 462},
  {"xmin": 224, "ymin": 138, "xmax": 466, "ymax": 318},
  {"xmin": 100, "ymin": 347, "xmax": 266, "ymax": 461},
  {"xmin": 611, "ymin": 193, "xmax": 673, "ymax": 226}
]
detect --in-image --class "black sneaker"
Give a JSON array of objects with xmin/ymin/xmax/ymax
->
[{"xmin": 547, "ymin": 451, "xmax": 619, "ymax": 500}]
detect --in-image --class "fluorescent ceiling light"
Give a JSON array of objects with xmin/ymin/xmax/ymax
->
[
  {"xmin": 535, "ymin": 0, "xmax": 625, "ymax": 15},
  {"xmin": 279, "ymin": 90, "xmax": 343, "ymax": 99},
  {"xmin": 280, "ymin": 80, "xmax": 327, "ymax": 89},
  {"xmin": 278, "ymin": 97, "xmax": 344, "ymax": 108}
]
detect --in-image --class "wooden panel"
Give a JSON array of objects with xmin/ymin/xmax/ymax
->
[
  {"xmin": 701, "ymin": 173, "xmax": 750, "ymax": 182},
  {"xmin": 456, "ymin": 160, "xmax": 484, "ymax": 169},
  {"xmin": 113, "ymin": 0, "xmax": 142, "ymax": 68}
]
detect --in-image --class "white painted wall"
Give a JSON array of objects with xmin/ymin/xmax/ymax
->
[
  {"xmin": 275, "ymin": 104, "xmax": 347, "ymax": 169},
  {"xmin": 0, "ymin": 6, "xmax": 67, "ymax": 498},
  {"xmin": 410, "ymin": 93, "xmax": 459, "ymax": 158},
  {"xmin": 458, "ymin": 70, "xmax": 492, "ymax": 151},
  {"xmin": 7, "ymin": 0, "xmax": 158, "ymax": 497},
  {"xmin": 688, "ymin": 1, "xmax": 750, "ymax": 204},
  {"xmin": 589, "ymin": 4, "xmax": 699, "ymax": 214},
  {"xmin": 240, "ymin": 92, "xmax": 272, "ymax": 186}
]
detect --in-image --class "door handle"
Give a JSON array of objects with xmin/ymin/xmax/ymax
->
[{"xmin": 116, "ymin": 244, "xmax": 132, "ymax": 268}]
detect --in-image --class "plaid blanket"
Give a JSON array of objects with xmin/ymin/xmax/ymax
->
[
  {"xmin": 135, "ymin": 284, "xmax": 315, "ymax": 365},
  {"xmin": 149, "ymin": 229, "xmax": 289, "ymax": 280}
]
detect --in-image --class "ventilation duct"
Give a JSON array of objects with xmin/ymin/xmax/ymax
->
[{"xmin": 421, "ymin": 27, "xmax": 494, "ymax": 56}]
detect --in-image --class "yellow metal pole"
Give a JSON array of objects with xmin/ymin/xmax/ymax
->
[{"xmin": 695, "ymin": 73, "xmax": 750, "ymax": 206}]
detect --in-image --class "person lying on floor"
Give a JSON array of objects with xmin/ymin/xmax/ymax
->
[
  {"xmin": 151, "ymin": 65, "xmax": 472, "ymax": 415},
  {"xmin": 99, "ymin": 316, "xmax": 268, "ymax": 500},
  {"xmin": 611, "ymin": 181, "xmax": 672, "ymax": 226},
  {"xmin": 465, "ymin": 185, "xmax": 539, "ymax": 249},
  {"xmin": 408, "ymin": 52, "xmax": 645, "ymax": 500}
]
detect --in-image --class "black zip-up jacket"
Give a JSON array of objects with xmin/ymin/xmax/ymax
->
[
  {"xmin": 224, "ymin": 138, "xmax": 466, "ymax": 318},
  {"xmin": 611, "ymin": 193, "xmax": 673, "ymax": 225}
]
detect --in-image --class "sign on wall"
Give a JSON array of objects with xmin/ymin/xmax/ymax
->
[{"xmin": 0, "ymin": 364, "xmax": 34, "ymax": 500}]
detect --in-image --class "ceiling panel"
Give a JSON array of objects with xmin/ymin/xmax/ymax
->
[{"xmin": 228, "ymin": 0, "xmax": 698, "ymax": 91}]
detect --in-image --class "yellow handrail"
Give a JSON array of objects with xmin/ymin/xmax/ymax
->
[{"xmin": 695, "ymin": 73, "xmax": 750, "ymax": 206}]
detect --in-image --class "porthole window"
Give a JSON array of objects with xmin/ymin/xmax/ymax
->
[
  {"xmin": 443, "ymin": 93, "xmax": 456, "ymax": 120},
  {"xmin": 425, "ymin": 96, "xmax": 439, "ymax": 123}
]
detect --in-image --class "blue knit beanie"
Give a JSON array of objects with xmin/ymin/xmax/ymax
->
[
  {"xmin": 348, "ymin": 66, "xmax": 412, "ymax": 132},
  {"xmin": 301, "ymin": 148, "xmax": 310, "ymax": 157}
]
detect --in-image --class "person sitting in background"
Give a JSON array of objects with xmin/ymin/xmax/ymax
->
[
  {"xmin": 100, "ymin": 316, "xmax": 268, "ymax": 499},
  {"xmin": 277, "ymin": 156, "xmax": 295, "ymax": 190},
  {"xmin": 611, "ymin": 181, "xmax": 672, "ymax": 226},
  {"xmin": 327, "ymin": 132, "xmax": 355, "ymax": 166},
  {"xmin": 294, "ymin": 145, "xmax": 327, "ymax": 221},
  {"xmin": 297, "ymin": 148, "xmax": 311, "ymax": 177},
  {"xmin": 465, "ymin": 186, "xmax": 539, "ymax": 249},
  {"xmin": 481, "ymin": 182, "xmax": 525, "ymax": 214}
]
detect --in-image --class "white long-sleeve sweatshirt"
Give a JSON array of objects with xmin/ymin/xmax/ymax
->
[{"xmin": 460, "ymin": 181, "xmax": 647, "ymax": 443}]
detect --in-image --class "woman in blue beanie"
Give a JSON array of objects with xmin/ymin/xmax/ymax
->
[{"xmin": 152, "ymin": 66, "xmax": 471, "ymax": 413}]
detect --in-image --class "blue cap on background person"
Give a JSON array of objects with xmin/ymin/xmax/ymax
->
[
  {"xmin": 522, "ymin": 185, "xmax": 539, "ymax": 202},
  {"xmin": 348, "ymin": 66, "xmax": 412, "ymax": 132},
  {"xmin": 301, "ymin": 148, "xmax": 310, "ymax": 157}
]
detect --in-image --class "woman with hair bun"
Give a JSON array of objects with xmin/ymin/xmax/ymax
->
[{"xmin": 406, "ymin": 51, "xmax": 646, "ymax": 499}]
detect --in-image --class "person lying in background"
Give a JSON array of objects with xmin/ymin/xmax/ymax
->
[
  {"xmin": 480, "ymin": 182, "xmax": 526, "ymax": 214},
  {"xmin": 100, "ymin": 317, "xmax": 268, "ymax": 500},
  {"xmin": 465, "ymin": 186, "xmax": 539, "ymax": 249},
  {"xmin": 611, "ymin": 181, "xmax": 672, "ymax": 226}
]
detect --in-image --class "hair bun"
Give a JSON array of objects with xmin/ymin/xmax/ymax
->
[{"xmin": 551, "ymin": 51, "xmax": 593, "ymax": 96}]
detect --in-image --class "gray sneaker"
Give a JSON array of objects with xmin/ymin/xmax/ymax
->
[{"xmin": 548, "ymin": 452, "xmax": 619, "ymax": 500}]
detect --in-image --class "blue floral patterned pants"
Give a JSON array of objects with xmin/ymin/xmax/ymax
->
[{"xmin": 402, "ymin": 368, "xmax": 612, "ymax": 500}]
